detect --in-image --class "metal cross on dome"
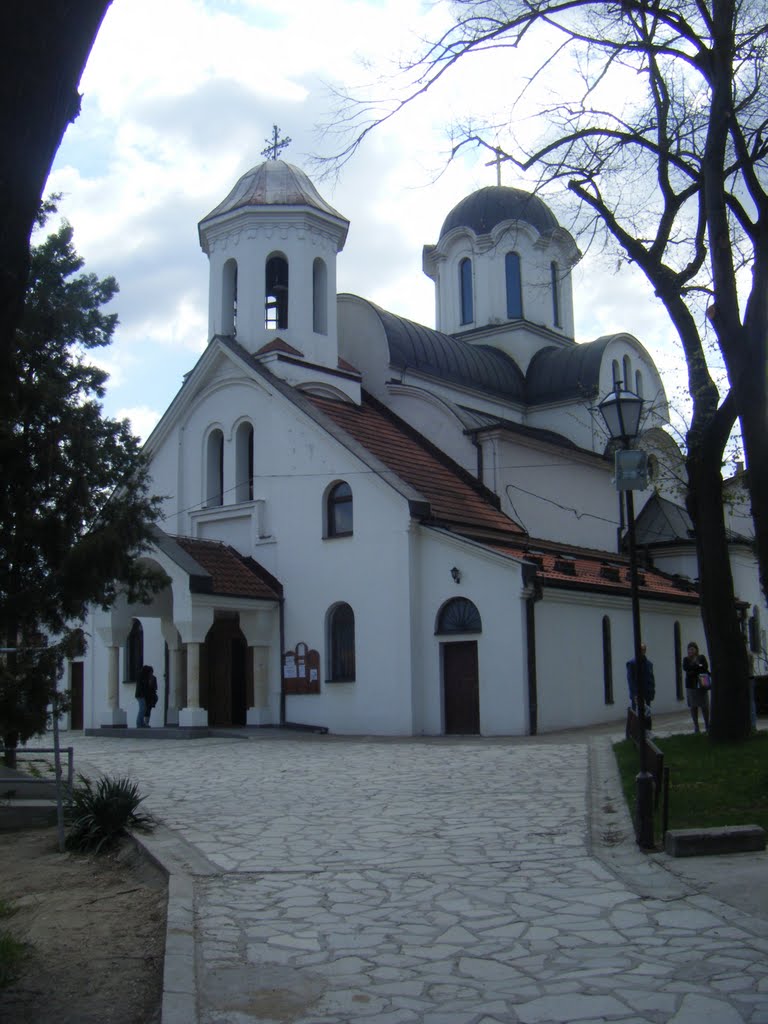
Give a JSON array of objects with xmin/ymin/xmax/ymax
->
[{"xmin": 262, "ymin": 125, "xmax": 291, "ymax": 161}]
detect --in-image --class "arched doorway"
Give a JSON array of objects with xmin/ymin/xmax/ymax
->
[
  {"xmin": 203, "ymin": 616, "xmax": 249, "ymax": 727},
  {"xmin": 437, "ymin": 597, "xmax": 482, "ymax": 735}
]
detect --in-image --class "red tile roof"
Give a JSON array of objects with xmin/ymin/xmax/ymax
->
[
  {"xmin": 173, "ymin": 536, "xmax": 282, "ymax": 600},
  {"xmin": 490, "ymin": 539, "xmax": 699, "ymax": 602},
  {"xmin": 307, "ymin": 392, "xmax": 526, "ymax": 539}
]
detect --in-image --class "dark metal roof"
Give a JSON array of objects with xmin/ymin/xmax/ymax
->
[
  {"xmin": 200, "ymin": 160, "xmax": 348, "ymax": 227},
  {"xmin": 368, "ymin": 302, "xmax": 525, "ymax": 401},
  {"xmin": 439, "ymin": 186, "xmax": 560, "ymax": 240},
  {"xmin": 634, "ymin": 495, "xmax": 694, "ymax": 547},
  {"xmin": 525, "ymin": 336, "xmax": 613, "ymax": 404}
]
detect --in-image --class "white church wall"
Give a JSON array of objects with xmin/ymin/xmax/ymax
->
[
  {"xmin": 411, "ymin": 531, "xmax": 529, "ymax": 736},
  {"xmin": 386, "ymin": 388, "xmax": 478, "ymax": 476},
  {"xmin": 534, "ymin": 591, "xmax": 699, "ymax": 733}
]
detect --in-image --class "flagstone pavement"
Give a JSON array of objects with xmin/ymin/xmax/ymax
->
[{"xmin": 68, "ymin": 715, "xmax": 768, "ymax": 1024}]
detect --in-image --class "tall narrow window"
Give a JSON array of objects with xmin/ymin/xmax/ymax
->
[
  {"xmin": 635, "ymin": 369, "xmax": 644, "ymax": 398},
  {"xmin": 235, "ymin": 422, "xmax": 254, "ymax": 502},
  {"xmin": 550, "ymin": 261, "xmax": 561, "ymax": 327},
  {"xmin": 674, "ymin": 621, "xmax": 683, "ymax": 700},
  {"xmin": 623, "ymin": 355, "xmax": 632, "ymax": 390},
  {"xmin": 327, "ymin": 481, "xmax": 353, "ymax": 537},
  {"xmin": 505, "ymin": 251, "xmax": 522, "ymax": 318},
  {"xmin": 126, "ymin": 619, "xmax": 144, "ymax": 684},
  {"xmin": 265, "ymin": 254, "xmax": 288, "ymax": 330},
  {"xmin": 222, "ymin": 258, "xmax": 237, "ymax": 337},
  {"xmin": 602, "ymin": 616, "xmax": 614, "ymax": 704},
  {"xmin": 329, "ymin": 603, "xmax": 356, "ymax": 681},
  {"xmin": 612, "ymin": 359, "xmax": 620, "ymax": 387},
  {"xmin": 206, "ymin": 429, "xmax": 224, "ymax": 507},
  {"xmin": 459, "ymin": 257, "xmax": 474, "ymax": 325},
  {"xmin": 313, "ymin": 257, "xmax": 328, "ymax": 334}
]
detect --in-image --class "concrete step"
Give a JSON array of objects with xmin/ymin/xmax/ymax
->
[{"xmin": 665, "ymin": 825, "xmax": 767, "ymax": 857}]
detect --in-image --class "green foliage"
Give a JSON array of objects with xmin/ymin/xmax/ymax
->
[
  {"xmin": 0, "ymin": 201, "xmax": 167, "ymax": 747},
  {"xmin": 0, "ymin": 900, "xmax": 26, "ymax": 988},
  {"xmin": 65, "ymin": 774, "xmax": 155, "ymax": 854},
  {"xmin": 614, "ymin": 732, "xmax": 768, "ymax": 841}
]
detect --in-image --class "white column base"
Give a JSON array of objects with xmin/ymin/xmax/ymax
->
[
  {"xmin": 165, "ymin": 707, "xmax": 180, "ymax": 726},
  {"xmin": 246, "ymin": 707, "xmax": 275, "ymax": 726},
  {"xmin": 179, "ymin": 707, "xmax": 208, "ymax": 728},
  {"xmin": 101, "ymin": 709, "xmax": 127, "ymax": 727}
]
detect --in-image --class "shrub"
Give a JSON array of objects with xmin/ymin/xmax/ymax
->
[
  {"xmin": 65, "ymin": 774, "xmax": 155, "ymax": 853},
  {"xmin": 0, "ymin": 900, "xmax": 26, "ymax": 988}
]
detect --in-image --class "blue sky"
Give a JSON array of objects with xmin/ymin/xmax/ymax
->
[{"xmin": 46, "ymin": 0, "xmax": 679, "ymax": 441}]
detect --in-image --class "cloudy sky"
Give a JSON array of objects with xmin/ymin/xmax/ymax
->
[{"xmin": 46, "ymin": 0, "xmax": 682, "ymax": 441}]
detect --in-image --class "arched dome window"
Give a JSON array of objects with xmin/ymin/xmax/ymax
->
[
  {"xmin": 635, "ymin": 369, "xmax": 644, "ymax": 398},
  {"xmin": 550, "ymin": 262, "xmax": 561, "ymax": 327},
  {"xmin": 328, "ymin": 603, "xmax": 356, "ymax": 681},
  {"xmin": 459, "ymin": 257, "xmax": 474, "ymax": 325},
  {"xmin": 313, "ymin": 258, "xmax": 328, "ymax": 334},
  {"xmin": 436, "ymin": 597, "xmax": 482, "ymax": 635},
  {"xmin": 265, "ymin": 254, "xmax": 288, "ymax": 330},
  {"xmin": 612, "ymin": 360, "xmax": 620, "ymax": 387},
  {"xmin": 623, "ymin": 354, "xmax": 632, "ymax": 389},
  {"xmin": 222, "ymin": 259, "xmax": 237, "ymax": 337},
  {"xmin": 505, "ymin": 251, "xmax": 523, "ymax": 319}
]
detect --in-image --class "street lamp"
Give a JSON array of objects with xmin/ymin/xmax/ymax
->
[{"xmin": 598, "ymin": 382, "xmax": 655, "ymax": 850}]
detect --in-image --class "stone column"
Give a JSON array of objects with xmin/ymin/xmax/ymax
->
[
  {"xmin": 179, "ymin": 641, "xmax": 207, "ymax": 727},
  {"xmin": 247, "ymin": 645, "xmax": 272, "ymax": 725},
  {"xmin": 166, "ymin": 644, "xmax": 184, "ymax": 725},
  {"xmin": 102, "ymin": 644, "xmax": 127, "ymax": 727}
]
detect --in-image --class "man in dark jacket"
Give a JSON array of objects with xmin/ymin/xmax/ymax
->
[{"xmin": 627, "ymin": 642, "xmax": 655, "ymax": 717}]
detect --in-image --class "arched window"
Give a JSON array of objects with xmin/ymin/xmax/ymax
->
[
  {"xmin": 222, "ymin": 258, "xmax": 237, "ymax": 337},
  {"xmin": 206, "ymin": 428, "xmax": 224, "ymax": 507},
  {"xmin": 126, "ymin": 619, "xmax": 144, "ymax": 684},
  {"xmin": 602, "ymin": 616, "xmax": 614, "ymax": 704},
  {"xmin": 313, "ymin": 257, "xmax": 328, "ymax": 334},
  {"xmin": 550, "ymin": 261, "xmax": 561, "ymax": 327},
  {"xmin": 235, "ymin": 422, "xmax": 254, "ymax": 502},
  {"xmin": 635, "ymin": 369, "xmax": 644, "ymax": 398},
  {"xmin": 623, "ymin": 355, "xmax": 632, "ymax": 390},
  {"xmin": 612, "ymin": 360, "xmax": 620, "ymax": 387},
  {"xmin": 436, "ymin": 597, "xmax": 482, "ymax": 635},
  {"xmin": 505, "ymin": 251, "xmax": 522, "ymax": 319},
  {"xmin": 329, "ymin": 603, "xmax": 356, "ymax": 681},
  {"xmin": 265, "ymin": 254, "xmax": 288, "ymax": 330},
  {"xmin": 674, "ymin": 621, "xmax": 683, "ymax": 699},
  {"xmin": 459, "ymin": 257, "xmax": 474, "ymax": 325},
  {"xmin": 327, "ymin": 481, "xmax": 353, "ymax": 537}
]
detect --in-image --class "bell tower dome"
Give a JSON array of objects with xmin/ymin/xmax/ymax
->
[
  {"xmin": 199, "ymin": 158, "xmax": 349, "ymax": 369},
  {"xmin": 423, "ymin": 185, "xmax": 581, "ymax": 371}
]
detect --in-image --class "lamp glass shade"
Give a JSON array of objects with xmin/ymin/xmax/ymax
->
[{"xmin": 598, "ymin": 388, "xmax": 644, "ymax": 441}]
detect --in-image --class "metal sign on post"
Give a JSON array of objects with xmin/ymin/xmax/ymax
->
[{"xmin": 615, "ymin": 449, "xmax": 649, "ymax": 491}]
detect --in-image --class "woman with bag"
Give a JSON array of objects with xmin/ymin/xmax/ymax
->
[{"xmin": 682, "ymin": 642, "xmax": 710, "ymax": 733}]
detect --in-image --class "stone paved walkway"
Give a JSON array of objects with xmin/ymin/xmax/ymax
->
[{"xmin": 68, "ymin": 724, "xmax": 768, "ymax": 1024}]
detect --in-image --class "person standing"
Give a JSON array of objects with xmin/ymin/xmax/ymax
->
[
  {"xmin": 627, "ymin": 642, "xmax": 656, "ymax": 728},
  {"xmin": 682, "ymin": 641, "xmax": 710, "ymax": 733},
  {"xmin": 144, "ymin": 666, "xmax": 158, "ymax": 726},
  {"xmin": 135, "ymin": 664, "xmax": 156, "ymax": 728}
]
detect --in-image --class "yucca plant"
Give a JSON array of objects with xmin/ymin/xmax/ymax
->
[{"xmin": 65, "ymin": 774, "xmax": 155, "ymax": 853}]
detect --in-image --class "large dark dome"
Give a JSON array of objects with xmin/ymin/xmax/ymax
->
[{"xmin": 439, "ymin": 185, "xmax": 559, "ymax": 239}]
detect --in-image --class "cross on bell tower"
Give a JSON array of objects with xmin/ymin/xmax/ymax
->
[
  {"xmin": 485, "ymin": 147, "xmax": 506, "ymax": 187},
  {"xmin": 262, "ymin": 124, "xmax": 292, "ymax": 161}
]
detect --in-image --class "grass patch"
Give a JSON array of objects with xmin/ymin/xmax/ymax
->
[
  {"xmin": 0, "ymin": 899, "xmax": 27, "ymax": 988},
  {"xmin": 613, "ymin": 731, "xmax": 768, "ymax": 840}
]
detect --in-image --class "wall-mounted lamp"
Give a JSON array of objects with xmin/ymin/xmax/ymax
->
[{"xmin": 450, "ymin": 566, "xmax": 462, "ymax": 584}]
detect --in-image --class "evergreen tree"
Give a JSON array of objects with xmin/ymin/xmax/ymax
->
[{"xmin": 0, "ymin": 204, "xmax": 165, "ymax": 761}]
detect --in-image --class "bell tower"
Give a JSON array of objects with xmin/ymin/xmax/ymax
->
[{"xmin": 199, "ymin": 140, "xmax": 349, "ymax": 370}]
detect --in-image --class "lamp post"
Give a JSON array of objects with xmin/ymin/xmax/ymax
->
[{"xmin": 598, "ymin": 383, "xmax": 655, "ymax": 850}]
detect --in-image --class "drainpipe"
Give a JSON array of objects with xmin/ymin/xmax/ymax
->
[
  {"xmin": 522, "ymin": 563, "xmax": 543, "ymax": 735},
  {"xmin": 278, "ymin": 596, "xmax": 286, "ymax": 726}
]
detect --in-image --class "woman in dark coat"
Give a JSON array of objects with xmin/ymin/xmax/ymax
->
[{"xmin": 682, "ymin": 642, "xmax": 710, "ymax": 733}]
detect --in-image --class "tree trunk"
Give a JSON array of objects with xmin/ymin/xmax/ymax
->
[
  {"xmin": 0, "ymin": 2, "xmax": 112, "ymax": 363},
  {"xmin": 2, "ymin": 730, "xmax": 19, "ymax": 770},
  {"xmin": 687, "ymin": 452, "xmax": 751, "ymax": 742}
]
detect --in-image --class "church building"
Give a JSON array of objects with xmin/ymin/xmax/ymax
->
[{"xmin": 72, "ymin": 152, "xmax": 764, "ymax": 736}]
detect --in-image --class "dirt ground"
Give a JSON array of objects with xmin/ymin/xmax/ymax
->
[{"xmin": 0, "ymin": 826, "xmax": 167, "ymax": 1024}]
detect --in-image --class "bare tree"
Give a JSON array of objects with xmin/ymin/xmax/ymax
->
[{"xmin": 331, "ymin": 0, "xmax": 767, "ymax": 740}]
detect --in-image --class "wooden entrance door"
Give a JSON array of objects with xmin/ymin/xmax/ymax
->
[{"xmin": 443, "ymin": 641, "xmax": 479, "ymax": 734}]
